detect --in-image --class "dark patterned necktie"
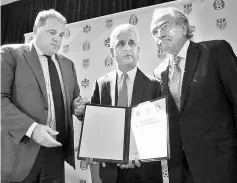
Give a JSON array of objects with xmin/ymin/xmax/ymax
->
[
  {"xmin": 117, "ymin": 73, "xmax": 128, "ymax": 107},
  {"xmin": 169, "ymin": 56, "xmax": 182, "ymax": 110},
  {"xmin": 45, "ymin": 55, "xmax": 66, "ymax": 145}
]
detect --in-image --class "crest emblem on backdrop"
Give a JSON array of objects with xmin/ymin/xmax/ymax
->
[
  {"xmin": 80, "ymin": 180, "xmax": 86, "ymax": 183},
  {"xmin": 82, "ymin": 58, "xmax": 90, "ymax": 69},
  {"xmin": 28, "ymin": 36, "xmax": 34, "ymax": 43},
  {"xmin": 162, "ymin": 162, "xmax": 169, "ymax": 178},
  {"xmin": 80, "ymin": 160, "xmax": 88, "ymax": 170},
  {"xmin": 213, "ymin": 0, "xmax": 225, "ymax": 10},
  {"xmin": 129, "ymin": 14, "xmax": 138, "ymax": 25},
  {"xmin": 83, "ymin": 25, "xmax": 91, "ymax": 33},
  {"xmin": 156, "ymin": 104, "xmax": 161, "ymax": 112},
  {"xmin": 64, "ymin": 28, "xmax": 70, "ymax": 38},
  {"xmin": 63, "ymin": 45, "xmax": 69, "ymax": 54},
  {"xmin": 135, "ymin": 111, "xmax": 140, "ymax": 116},
  {"xmin": 105, "ymin": 19, "xmax": 113, "ymax": 28},
  {"xmin": 81, "ymin": 78, "xmax": 90, "ymax": 88},
  {"xmin": 104, "ymin": 55, "xmax": 113, "ymax": 67},
  {"xmin": 157, "ymin": 49, "xmax": 163, "ymax": 57},
  {"xmin": 183, "ymin": 3, "xmax": 192, "ymax": 15},
  {"xmin": 216, "ymin": 18, "xmax": 227, "ymax": 30},
  {"xmin": 104, "ymin": 37, "xmax": 110, "ymax": 47},
  {"xmin": 83, "ymin": 41, "xmax": 90, "ymax": 51}
]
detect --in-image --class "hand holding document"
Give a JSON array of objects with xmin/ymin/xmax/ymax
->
[
  {"xmin": 73, "ymin": 96, "xmax": 90, "ymax": 117},
  {"xmin": 77, "ymin": 97, "xmax": 169, "ymax": 164}
]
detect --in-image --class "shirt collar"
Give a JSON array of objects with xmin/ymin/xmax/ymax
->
[
  {"xmin": 117, "ymin": 66, "xmax": 137, "ymax": 82},
  {"xmin": 32, "ymin": 40, "xmax": 56, "ymax": 60},
  {"xmin": 177, "ymin": 40, "xmax": 190, "ymax": 59}
]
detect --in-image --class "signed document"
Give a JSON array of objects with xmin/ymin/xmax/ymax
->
[
  {"xmin": 129, "ymin": 97, "xmax": 169, "ymax": 161},
  {"xmin": 77, "ymin": 97, "xmax": 169, "ymax": 164}
]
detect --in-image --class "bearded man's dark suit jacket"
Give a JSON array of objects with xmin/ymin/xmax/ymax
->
[
  {"xmin": 1, "ymin": 43, "xmax": 80, "ymax": 181},
  {"xmin": 154, "ymin": 40, "xmax": 237, "ymax": 183},
  {"xmin": 91, "ymin": 68, "xmax": 163, "ymax": 183}
]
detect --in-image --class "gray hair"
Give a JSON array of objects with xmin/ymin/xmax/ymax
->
[
  {"xmin": 150, "ymin": 7, "xmax": 195, "ymax": 39},
  {"xmin": 34, "ymin": 9, "xmax": 67, "ymax": 27},
  {"xmin": 110, "ymin": 24, "xmax": 140, "ymax": 49}
]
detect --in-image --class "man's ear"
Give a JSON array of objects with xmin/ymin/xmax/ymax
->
[
  {"xmin": 181, "ymin": 23, "xmax": 188, "ymax": 37},
  {"xmin": 110, "ymin": 48, "xmax": 115, "ymax": 58},
  {"xmin": 137, "ymin": 46, "xmax": 140, "ymax": 60}
]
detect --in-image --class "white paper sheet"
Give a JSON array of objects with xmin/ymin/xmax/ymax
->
[
  {"xmin": 130, "ymin": 98, "xmax": 168, "ymax": 160},
  {"xmin": 79, "ymin": 105, "xmax": 126, "ymax": 161}
]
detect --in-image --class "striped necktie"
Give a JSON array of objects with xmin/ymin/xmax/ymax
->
[
  {"xmin": 117, "ymin": 73, "xmax": 128, "ymax": 107},
  {"xmin": 169, "ymin": 56, "xmax": 182, "ymax": 110}
]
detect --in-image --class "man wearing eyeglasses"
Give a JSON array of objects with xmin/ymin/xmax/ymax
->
[{"xmin": 150, "ymin": 7, "xmax": 237, "ymax": 183}]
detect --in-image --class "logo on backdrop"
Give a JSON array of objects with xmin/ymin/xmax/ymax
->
[
  {"xmin": 104, "ymin": 37, "xmax": 110, "ymax": 47},
  {"xmin": 213, "ymin": 0, "xmax": 225, "ymax": 10},
  {"xmin": 81, "ymin": 78, "xmax": 90, "ymax": 88},
  {"xmin": 80, "ymin": 179, "xmax": 87, "ymax": 183},
  {"xmin": 156, "ymin": 104, "xmax": 162, "ymax": 112},
  {"xmin": 64, "ymin": 28, "xmax": 70, "ymax": 38},
  {"xmin": 129, "ymin": 14, "xmax": 138, "ymax": 25},
  {"xmin": 82, "ymin": 58, "xmax": 90, "ymax": 69},
  {"xmin": 83, "ymin": 41, "xmax": 90, "ymax": 51},
  {"xmin": 162, "ymin": 162, "xmax": 169, "ymax": 178},
  {"xmin": 80, "ymin": 160, "xmax": 88, "ymax": 170},
  {"xmin": 63, "ymin": 45, "xmax": 69, "ymax": 54},
  {"xmin": 27, "ymin": 36, "xmax": 34, "ymax": 43},
  {"xmin": 135, "ymin": 111, "xmax": 140, "ymax": 116},
  {"xmin": 183, "ymin": 3, "xmax": 192, "ymax": 15},
  {"xmin": 216, "ymin": 18, "xmax": 227, "ymax": 30},
  {"xmin": 104, "ymin": 55, "xmax": 113, "ymax": 67},
  {"xmin": 105, "ymin": 19, "xmax": 113, "ymax": 28},
  {"xmin": 157, "ymin": 49, "xmax": 163, "ymax": 57},
  {"xmin": 83, "ymin": 25, "xmax": 91, "ymax": 33}
]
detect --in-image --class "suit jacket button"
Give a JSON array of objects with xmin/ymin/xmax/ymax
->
[{"xmin": 44, "ymin": 107, "xmax": 48, "ymax": 110}]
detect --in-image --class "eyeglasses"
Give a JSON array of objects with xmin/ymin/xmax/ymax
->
[{"xmin": 152, "ymin": 22, "xmax": 172, "ymax": 37}]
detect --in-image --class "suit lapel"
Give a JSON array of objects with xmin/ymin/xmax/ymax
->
[
  {"xmin": 131, "ymin": 68, "xmax": 147, "ymax": 106},
  {"xmin": 56, "ymin": 54, "xmax": 72, "ymax": 131},
  {"xmin": 56, "ymin": 54, "xmax": 72, "ymax": 111},
  {"xmin": 161, "ymin": 68, "xmax": 169, "ymax": 96},
  {"xmin": 23, "ymin": 43, "xmax": 47, "ymax": 103},
  {"xmin": 109, "ymin": 70, "xmax": 117, "ymax": 106},
  {"xmin": 180, "ymin": 42, "xmax": 200, "ymax": 112},
  {"xmin": 102, "ymin": 70, "xmax": 116, "ymax": 106},
  {"xmin": 160, "ymin": 60, "xmax": 170, "ymax": 96}
]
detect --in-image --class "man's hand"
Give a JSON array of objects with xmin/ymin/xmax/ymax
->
[
  {"xmin": 31, "ymin": 124, "xmax": 62, "ymax": 147},
  {"xmin": 73, "ymin": 96, "xmax": 90, "ymax": 116},
  {"xmin": 117, "ymin": 159, "xmax": 141, "ymax": 169}
]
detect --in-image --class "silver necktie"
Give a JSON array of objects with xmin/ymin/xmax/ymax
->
[{"xmin": 169, "ymin": 56, "xmax": 181, "ymax": 110}]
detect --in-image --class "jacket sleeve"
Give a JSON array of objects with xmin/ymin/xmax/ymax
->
[
  {"xmin": 91, "ymin": 81, "xmax": 100, "ymax": 105},
  {"xmin": 1, "ymin": 46, "xmax": 34, "ymax": 144},
  {"xmin": 72, "ymin": 61, "xmax": 80, "ymax": 101},
  {"xmin": 218, "ymin": 40, "xmax": 237, "ymax": 129},
  {"xmin": 71, "ymin": 61, "xmax": 83, "ymax": 121}
]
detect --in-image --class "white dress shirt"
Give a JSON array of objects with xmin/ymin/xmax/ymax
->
[
  {"xmin": 116, "ymin": 67, "xmax": 137, "ymax": 107},
  {"xmin": 26, "ymin": 41, "xmax": 66, "ymax": 137}
]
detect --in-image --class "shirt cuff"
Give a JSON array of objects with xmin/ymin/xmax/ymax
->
[{"xmin": 25, "ymin": 122, "xmax": 38, "ymax": 138}]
